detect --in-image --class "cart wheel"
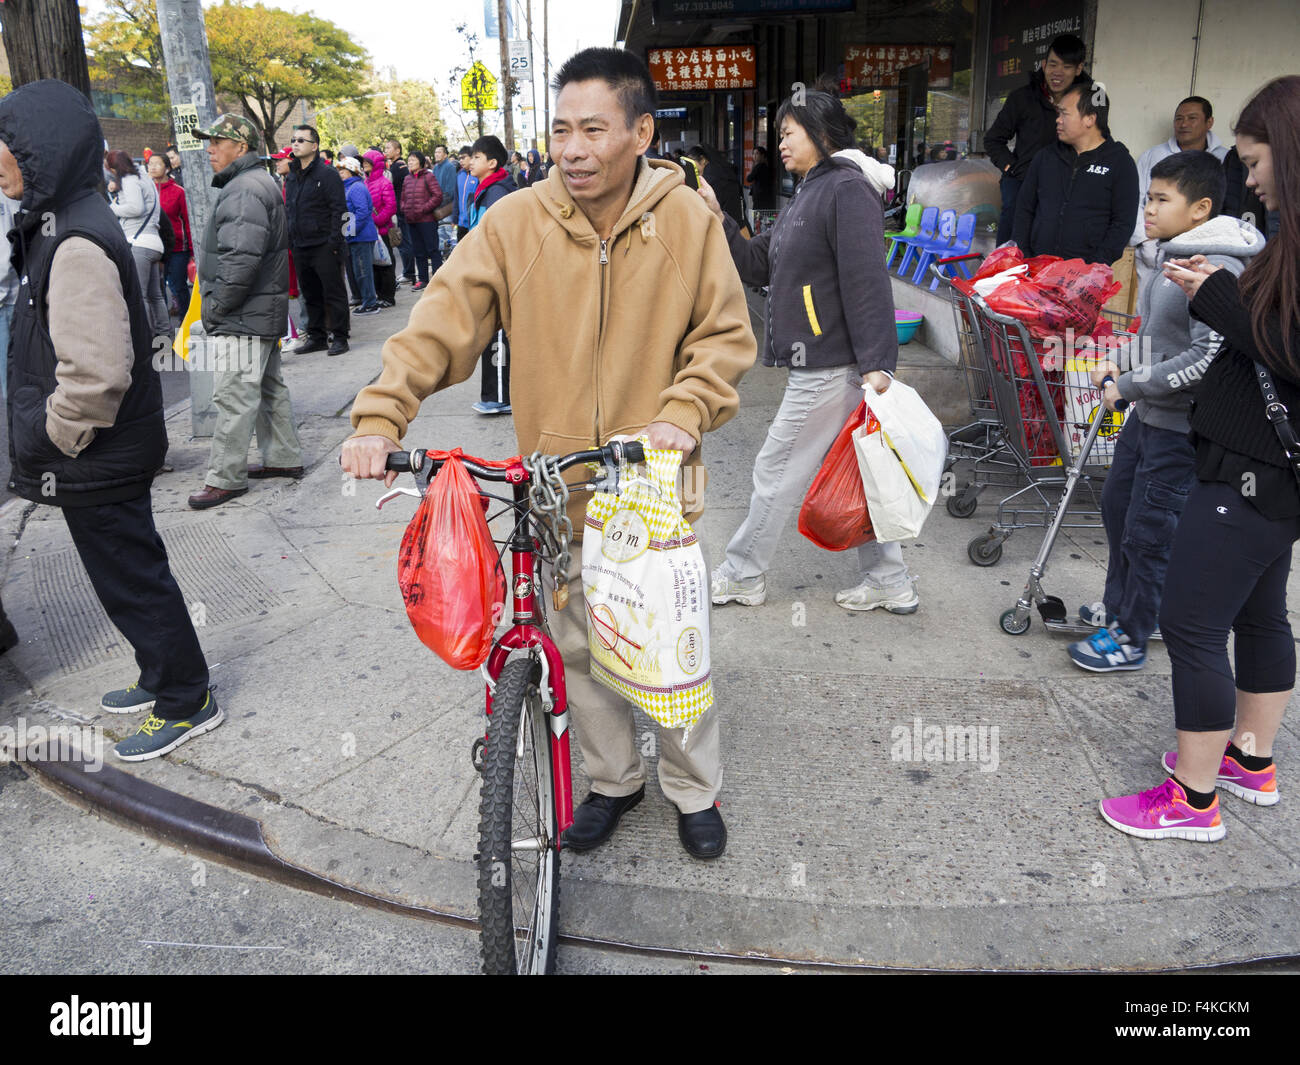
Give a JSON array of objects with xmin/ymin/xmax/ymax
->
[
  {"xmin": 999, "ymin": 608, "xmax": 1031, "ymax": 635},
  {"xmin": 946, "ymin": 488, "xmax": 979, "ymax": 519},
  {"xmin": 968, "ymin": 535, "xmax": 1003, "ymax": 567}
]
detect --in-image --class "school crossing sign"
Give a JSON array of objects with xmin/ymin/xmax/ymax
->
[{"xmin": 461, "ymin": 62, "xmax": 497, "ymax": 110}]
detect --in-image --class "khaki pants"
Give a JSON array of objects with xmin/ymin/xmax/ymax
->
[
  {"xmin": 548, "ymin": 557, "xmax": 722, "ymax": 814},
  {"xmin": 205, "ymin": 336, "xmax": 303, "ymax": 490}
]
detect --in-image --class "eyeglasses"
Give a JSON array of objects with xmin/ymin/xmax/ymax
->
[{"xmin": 289, "ymin": 137, "xmax": 316, "ymax": 144}]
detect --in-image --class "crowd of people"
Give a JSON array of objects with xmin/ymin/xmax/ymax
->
[{"xmin": 0, "ymin": 44, "xmax": 1296, "ymax": 862}]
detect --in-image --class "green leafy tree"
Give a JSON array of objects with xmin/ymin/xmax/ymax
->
[
  {"xmin": 85, "ymin": 0, "xmax": 368, "ymax": 151},
  {"xmin": 316, "ymin": 77, "xmax": 448, "ymax": 158}
]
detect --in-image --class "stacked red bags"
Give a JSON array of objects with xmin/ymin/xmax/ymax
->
[
  {"xmin": 397, "ymin": 449, "xmax": 506, "ymax": 670},
  {"xmin": 984, "ymin": 259, "xmax": 1121, "ymax": 339}
]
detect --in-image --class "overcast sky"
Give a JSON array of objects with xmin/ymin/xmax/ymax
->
[{"xmin": 84, "ymin": 1, "xmax": 620, "ymax": 138}]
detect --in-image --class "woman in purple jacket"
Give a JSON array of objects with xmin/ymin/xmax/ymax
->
[{"xmin": 700, "ymin": 83, "xmax": 916, "ymax": 616}]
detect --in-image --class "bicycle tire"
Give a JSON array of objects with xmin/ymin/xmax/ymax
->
[{"xmin": 477, "ymin": 657, "xmax": 560, "ymax": 975}]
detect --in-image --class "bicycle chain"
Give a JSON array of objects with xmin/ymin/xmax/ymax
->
[{"xmin": 525, "ymin": 452, "xmax": 573, "ymax": 610}]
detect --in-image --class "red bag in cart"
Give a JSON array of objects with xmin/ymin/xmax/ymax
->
[
  {"xmin": 798, "ymin": 400, "xmax": 876, "ymax": 550},
  {"xmin": 397, "ymin": 449, "xmax": 505, "ymax": 670},
  {"xmin": 984, "ymin": 258, "xmax": 1119, "ymax": 339}
]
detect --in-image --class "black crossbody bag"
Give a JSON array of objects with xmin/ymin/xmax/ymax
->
[{"xmin": 1253, "ymin": 360, "xmax": 1300, "ymax": 489}]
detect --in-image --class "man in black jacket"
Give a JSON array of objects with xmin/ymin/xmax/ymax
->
[
  {"xmin": 1012, "ymin": 82, "xmax": 1138, "ymax": 266},
  {"xmin": 285, "ymin": 124, "xmax": 350, "ymax": 355},
  {"xmin": 985, "ymin": 34, "xmax": 1089, "ymax": 241},
  {"xmin": 0, "ymin": 79, "xmax": 218, "ymax": 761},
  {"xmin": 188, "ymin": 114, "xmax": 303, "ymax": 510}
]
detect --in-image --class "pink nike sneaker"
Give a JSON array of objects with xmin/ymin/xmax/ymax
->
[
  {"xmin": 1099, "ymin": 776, "xmax": 1225, "ymax": 842},
  {"xmin": 1161, "ymin": 748, "xmax": 1279, "ymax": 806}
]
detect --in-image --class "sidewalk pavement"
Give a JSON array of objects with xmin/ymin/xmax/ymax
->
[{"xmin": 1, "ymin": 283, "xmax": 1297, "ymax": 971}]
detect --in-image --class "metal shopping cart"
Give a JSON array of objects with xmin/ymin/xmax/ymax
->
[
  {"xmin": 962, "ymin": 300, "xmax": 1138, "ymax": 568},
  {"xmin": 930, "ymin": 263, "xmax": 1026, "ymax": 519},
  {"xmin": 752, "ymin": 209, "xmax": 779, "ymax": 235}
]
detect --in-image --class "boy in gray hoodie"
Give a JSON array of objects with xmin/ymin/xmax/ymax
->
[{"xmin": 1069, "ymin": 150, "xmax": 1265, "ymax": 672}]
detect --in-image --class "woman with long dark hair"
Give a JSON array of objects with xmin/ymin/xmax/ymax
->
[
  {"xmin": 1101, "ymin": 76, "xmax": 1300, "ymax": 842},
  {"xmin": 699, "ymin": 82, "xmax": 913, "ymax": 614},
  {"xmin": 105, "ymin": 148, "xmax": 170, "ymax": 337}
]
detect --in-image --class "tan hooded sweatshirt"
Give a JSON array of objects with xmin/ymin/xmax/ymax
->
[{"xmin": 350, "ymin": 157, "xmax": 757, "ymax": 530}]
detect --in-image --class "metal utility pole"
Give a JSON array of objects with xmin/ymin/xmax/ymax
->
[
  {"xmin": 543, "ymin": 0, "xmax": 550, "ymax": 159},
  {"xmin": 156, "ymin": 0, "xmax": 220, "ymax": 437},
  {"xmin": 526, "ymin": 0, "xmax": 538, "ymax": 149},
  {"xmin": 496, "ymin": 0, "xmax": 514, "ymax": 151},
  {"xmin": 0, "ymin": 0, "xmax": 91, "ymax": 95}
]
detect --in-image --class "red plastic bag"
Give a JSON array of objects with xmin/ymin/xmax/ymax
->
[
  {"xmin": 1022, "ymin": 254, "xmax": 1063, "ymax": 278},
  {"xmin": 397, "ymin": 449, "xmax": 505, "ymax": 670},
  {"xmin": 972, "ymin": 245, "xmax": 1025, "ymax": 281},
  {"xmin": 984, "ymin": 259, "xmax": 1119, "ymax": 340},
  {"xmin": 798, "ymin": 401, "xmax": 877, "ymax": 551}
]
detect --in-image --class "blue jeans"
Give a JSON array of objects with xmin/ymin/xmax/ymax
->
[
  {"xmin": 717, "ymin": 365, "xmax": 911, "ymax": 588},
  {"xmin": 0, "ymin": 301, "xmax": 13, "ymax": 401},
  {"xmin": 347, "ymin": 241, "xmax": 378, "ymax": 310},
  {"xmin": 1100, "ymin": 415, "xmax": 1197, "ymax": 650},
  {"xmin": 164, "ymin": 250, "xmax": 191, "ymax": 312}
]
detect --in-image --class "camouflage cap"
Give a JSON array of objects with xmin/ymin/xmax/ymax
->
[{"xmin": 194, "ymin": 114, "xmax": 260, "ymax": 150}]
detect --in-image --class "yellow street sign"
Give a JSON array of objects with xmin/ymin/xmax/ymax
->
[{"xmin": 461, "ymin": 61, "xmax": 498, "ymax": 110}]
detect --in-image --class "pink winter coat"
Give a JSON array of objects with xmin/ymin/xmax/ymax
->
[{"xmin": 363, "ymin": 150, "xmax": 396, "ymax": 235}]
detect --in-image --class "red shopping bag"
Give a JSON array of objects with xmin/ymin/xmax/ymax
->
[
  {"xmin": 971, "ymin": 245, "xmax": 1025, "ymax": 281},
  {"xmin": 397, "ymin": 449, "xmax": 505, "ymax": 670},
  {"xmin": 798, "ymin": 401, "xmax": 877, "ymax": 551}
]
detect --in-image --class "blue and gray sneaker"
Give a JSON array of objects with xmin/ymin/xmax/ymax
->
[
  {"xmin": 1078, "ymin": 601, "xmax": 1118, "ymax": 628},
  {"xmin": 101, "ymin": 682, "xmax": 157, "ymax": 714},
  {"xmin": 113, "ymin": 691, "xmax": 223, "ymax": 762},
  {"xmin": 1068, "ymin": 626, "xmax": 1146, "ymax": 672}
]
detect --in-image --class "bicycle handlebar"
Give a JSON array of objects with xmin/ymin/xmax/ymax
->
[{"xmin": 384, "ymin": 440, "xmax": 646, "ymax": 480}]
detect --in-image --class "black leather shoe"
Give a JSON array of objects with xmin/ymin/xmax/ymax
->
[
  {"xmin": 678, "ymin": 804, "xmax": 726, "ymax": 860},
  {"xmin": 327, "ymin": 336, "xmax": 349, "ymax": 356},
  {"xmin": 561, "ymin": 786, "xmax": 645, "ymax": 851},
  {"xmin": 292, "ymin": 337, "xmax": 327, "ymax": 354}
]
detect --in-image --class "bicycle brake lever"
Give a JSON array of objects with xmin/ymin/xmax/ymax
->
[{"xmin": 375, "ymin": 485, "xmax": 422, "ymax": 510}]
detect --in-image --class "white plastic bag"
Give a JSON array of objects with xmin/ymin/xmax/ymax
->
[
  {"xmin": 582, "ymin": 446, "xmax": 713, "ymax": 731},
  {"xmin": 854, "ymin": 379, "xmax": 948, "ymax": 541}
]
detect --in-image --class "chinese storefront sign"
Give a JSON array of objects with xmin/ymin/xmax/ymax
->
[
  {"xmin": 988, "ymin": 0, "xmax": 1085, "ymax": 96},
  {"xmin": 843, "ymin": 44, "xmax": 953, "ymax": 90},
  {"xmin": 648, "ymin": 46, "xmax": 756, "ymax": 93}
]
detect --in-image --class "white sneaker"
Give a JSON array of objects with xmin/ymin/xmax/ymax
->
[
  {"xmin": 711, "ymin": 572, "xmax": 767, "ymax": 606},
  {"xmin": 834, "ymin": 578, "xmax": 919, "ymax": 614}
]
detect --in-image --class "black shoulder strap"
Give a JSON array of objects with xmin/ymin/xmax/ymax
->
[{"xmin": 1253, "ymin": 360, "xmax": 1300, "ymax": 489}]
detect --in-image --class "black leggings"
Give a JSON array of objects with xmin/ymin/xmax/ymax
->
[{"xmin": 1160, "ymin": 479, "xmax": 1300, "ymax": 732}]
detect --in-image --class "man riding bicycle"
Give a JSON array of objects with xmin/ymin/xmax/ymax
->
[{"xmin": 341, "ymin": 48, "xmax": 756, "ymax": 859}]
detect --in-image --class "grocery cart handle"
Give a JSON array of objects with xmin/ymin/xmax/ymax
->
[{"xmin": 1102, "ymin": 375, "xmax": 1130, "ymax": 412}]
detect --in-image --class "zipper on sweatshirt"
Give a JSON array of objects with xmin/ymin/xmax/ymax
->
[{"xmin": 595, "ymin": 237, "xmax": 609, "ymax": 443}]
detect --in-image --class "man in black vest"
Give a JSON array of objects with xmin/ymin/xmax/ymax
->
[
  {"xmin": 285, "ymin": 124, "xmax": 350, "ymax": 356},
  {"xmin": 0, "ymin": 80, "xmax": 219, "ymax": 760}
]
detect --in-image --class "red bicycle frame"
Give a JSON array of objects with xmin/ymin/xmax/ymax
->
[{"xmin": 479, "ymin": 459, "xmax": 575, "ymax": 839}]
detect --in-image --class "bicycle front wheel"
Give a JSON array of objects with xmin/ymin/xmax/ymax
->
[{"xmin": 477, "ymin": 657, "xmax": 560, "ymax": 974}]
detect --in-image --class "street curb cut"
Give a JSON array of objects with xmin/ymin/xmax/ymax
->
[{"xmin": 23, "ymin": 747, "xmax": 477, "ymax": 931}]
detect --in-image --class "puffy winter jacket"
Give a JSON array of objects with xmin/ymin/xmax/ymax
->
[
  {"xmin": 363, "ymin": 150, "xmax": 396, "ymax": 234},
  {"xmin": 343, "ymin": 174, "xmax": 378, "ymax": 244},
  {"xmin": 401, "ymin": 168, "xmax": 442, "ymax": 223},
  {"xmin": 198, "ymin": 150, "xmax": 289, "ymax": 338}
]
